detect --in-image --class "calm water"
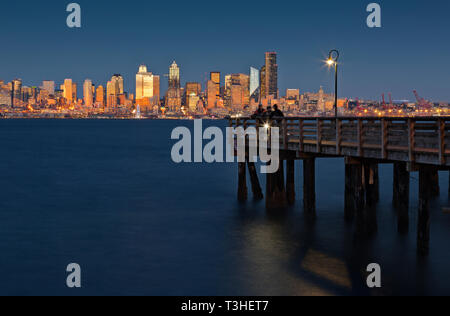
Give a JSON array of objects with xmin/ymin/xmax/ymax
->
[{"xmin": 0, "ymin": 119, "xmax": 450, "ymax": 296}]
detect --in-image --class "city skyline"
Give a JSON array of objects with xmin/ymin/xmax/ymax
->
[{"xmin": 1, "ymin": 1, "xmax": 450, "ymax": 101}]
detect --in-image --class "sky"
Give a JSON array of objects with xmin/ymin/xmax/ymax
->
[{"xmin": 0, "ymin": 0, "xmax": 450, "ymax": 101}]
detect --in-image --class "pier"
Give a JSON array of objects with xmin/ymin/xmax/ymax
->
[{"xmin": 230, "ymin": 116, "xmax": 450, "ymax": 255}]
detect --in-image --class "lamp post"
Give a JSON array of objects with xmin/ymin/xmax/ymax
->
[{"xmin": 327, "ymin": 50, "xmax": 340, "ymax": 118}]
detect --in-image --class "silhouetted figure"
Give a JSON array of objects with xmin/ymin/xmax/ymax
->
[
  {"xmin": 252, "ymin": 104, "xmax": 265, "ymax": 118},
  {"xmin": 271, "ymin": 104, "xmax": 284, "ymax": 118}
]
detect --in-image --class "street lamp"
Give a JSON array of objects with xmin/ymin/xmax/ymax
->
[{"xmin": 326, "ymin": 50, "xmax": 340, "ymax": 118}]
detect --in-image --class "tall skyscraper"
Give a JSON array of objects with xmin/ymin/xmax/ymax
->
[
  {"xmin": 207, "ymin": 72, "xmax": 221, "ymax": 109},
  {"xmin": 136, "ymin": 65, "xmax": 154, "ymax": 101},
  {"xmin": 83, "ymin": 79, "xmax": 94, "ymax": 107},
  {"xmin": 63, "ymin": 79, "xmax": 73, "ymax": 104},
  {"xmin": 167, "ymin": 61, "xmax": 181, "ymax": 111},
  {"xmin": 260, "ymin": 66, "xmax": 266, "ymax": 99},
  {"xmin": 249, "ymin": 67, "xmax": 260, "ymax": 101},
  {"xmin": 106, "ymin": 74, "xmax": 124, "ymax": 108},
  {"xmin": 264, "ymin": 52, "xmax": 278, "ymax": 99},
  {"xmin": 224, "ymin": 74, "xmax": 250, "ymax": 110},
  {"xmin": 136, "ymin": 65, "xmax": 160, "ymax": 109},
  {"xmin": 96, "ymin": 85, "xmax": 105, "ymax": 107}
]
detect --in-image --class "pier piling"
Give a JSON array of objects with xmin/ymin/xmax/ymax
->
[
  {"xmin": 303, "ymin": 158, "xmax": 316, "ymax": 216},
  {"xmin": 266, "ymin": 161, "xmax": 287, "ymax": 209},
  {"xmin": 238, "ymin": 162, "xmax": 248, "ymax": 202},
  {"xmin": 286, "ymin": 160, "xmax": 296, "ymax": 205},
  {"xmin": 393, "ymin": 162, "xmax": 410, "ymax": 234},
  {"xmin": 247, "ymin": 162, "xmax": 264, "ymax": 200},
  {"xmin": 418, "ymin": 166, "xmax": 432, "ymax": 255}
]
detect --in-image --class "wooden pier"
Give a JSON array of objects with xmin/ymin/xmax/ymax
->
[{"xmin": 230, "ymin": 116, "xmax": 450, "ymax": 255}]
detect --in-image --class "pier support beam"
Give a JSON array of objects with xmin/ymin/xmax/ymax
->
[
  {"xmin": 266, "ymin": 161, "xmax": 287, "ymax": 209},
  {"xmin": 345, "ymin": 164, "xmax": 356, "ymax": 221},
  {"xmin": 303, "ymin": 158, "xmax": 316, "ymax": 216},
  {"xmin": 238, "ymin": 162, "xmax": 248, "ymax": 202},
  {"xmin": 393, "ymin": 162, "xmax": 410, "ymax": 234},
  {"xmin": 364, "ymin": 163, "xmax": 379, "ymax": 207},
  {"xmin": 247, "ymin": 162, "xmax": 263, "ymax": 200},
  {"xmin": 418, "ymin": 166, "xmax": 432, "ymax": 255},
  {"xmin": 430, "ymin": 169, "xmax": 440, "ymax": 197},
  {"xmin": 286, "ymin": 160, "xmax": 296, "ymax": 205}
]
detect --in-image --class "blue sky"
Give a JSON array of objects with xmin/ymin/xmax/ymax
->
[{"xmin": 1, "ymin": 0, "xmax": 449, "ymax": 101}]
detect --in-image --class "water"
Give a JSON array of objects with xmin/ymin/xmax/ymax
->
[{"xmin": 0, "ymin": 119, "xmax": 450, "ymax": 296}]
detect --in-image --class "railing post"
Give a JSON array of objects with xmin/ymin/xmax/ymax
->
[
  {"xmin": 299, "ymin": 119, "xmax": 304, "ymax": 152},
  {"xmin": 357, "ymin": 119, "xmax": 363, "ymax": 157},
  {"xmin": 317, "ymin": 119, "xmax": 322, "ymax": 153}
]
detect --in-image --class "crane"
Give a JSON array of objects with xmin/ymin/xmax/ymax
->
[{"xmin": 413, "ymin": 90, "xmax": 433, "ymax": 109}]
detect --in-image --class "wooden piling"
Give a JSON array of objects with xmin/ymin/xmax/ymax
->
[
  {"xmin": 418, "ymin": 167, "xmax": 431, "ymax": 255},
  {"xmin": 393, "ymin": 162, "xmax": 410, "ymax": 234},
  {"xmin": 345, "ymin": 163, "xmax": 355, "ymax": 221},
  {"xmin": 238, "ymin": 162, "xmax": 248, "ymax": 202},
  {"xmin": 364, "ymin": 162, "xmax": 378, "ymax": 235},
  {"xmin": 286, "ymin": 160, "xmax": 296, "ymax": 205},
  {"xmin": 303, "ymin": 158, "xmax": 316, "ymax": 215},
  {"xmin": 247, "ymin": 162, "xmax": 263, "ymax": 200},
  {"xmin": 266, "ymin": 161, "xmax": 287, "ymax": 209},
  {"xmin": 430, "ymin": 169, "xmax": 440, "ymax": 197}
]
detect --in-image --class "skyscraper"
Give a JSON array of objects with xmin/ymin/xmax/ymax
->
[
  {"xmin": 96, "ymin": 85, "xmax": 105, "ymax": 107},
  {"xmin": 224, "ymin": 74, "xmax": 250, "ymax": 110},
  {"xmin": 264, "ymin": 52, "xmax": 278, "ymax": 99},
  {"xmin": 106, "ymin": 74, "xmax": 124, "ymax": 108},
  {"xmin": 249, "ymin": 67, "xmax": 260, "ymax": 101},
  {"xmin": 63, "ymin": 79, "xmax": 73, "ymax": 104},
  {"xmin": 136, "ymin": 65, "xmax": 154, "ymax": 101},
  {"xmin": 83, "ymin": 79, "xmax": 93, "ymax": 107},
  {"xmin": 167, "ymin": 61, "xmax": 181, "ymax": 112},
  {"xmin": 136, "ymin": 65, "xmax": 160, "ymax": 110}
]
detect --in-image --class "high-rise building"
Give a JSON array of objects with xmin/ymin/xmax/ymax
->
[
  {"xmin": 136, "ymin": 65, "xmax": 154, "ymax": 101},
  {"xmin": 96, "ymin": 85, "xmax": 105, "ymax": 107},
  {"xmin": 224, "ymin": 74, "xmax": 250, "ymax": 110},
  {"xmin": 83, "ymin": 79, "xmax": 94, "ymax": 107},
  {"xmin": 136, "ymin": 65, "xmax": 160, "ymax": 110},
  {"xmin": 167, "ymin": 61, "xmax": 182, "ymax": 111},
  {"xmin": 207, "ymin": 72, "xmax": 221, "ymax": 109},
  {"xmin": 262, "ymin": 52, "xmax": 278, "ymax": 99},
  {"xmin": 185, "ymin": 82, "xmax": 201, "ymax": 111},
  {"xmin": 63, "ymin": 79, "xmax": 73, "ymax": 104},
  {"xmin": 72, "ymin": 82, "xmax": 77, "ymax": 103},
  {"xmin": 260, "ymin": 66, "xmax": 266, "ymax": 99},
  {"xmin": 250, "ymin": 67, "xmax": 260, "ymax": 101},
  {"xmin": 106, "ymin": 74, "xmax": 124, "ymax": 108},
  {"xmin": 41, "ymin": 81, "xmax": 55, "ymax": 95}
]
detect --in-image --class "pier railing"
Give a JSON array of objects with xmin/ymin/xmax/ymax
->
[{"xmin": 230, "ymin": 117, "xmax": 450, "ymax": 166}]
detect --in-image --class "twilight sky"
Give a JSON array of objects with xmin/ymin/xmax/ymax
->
[{"xmin": 0, "ymin": 0, "xmax": 449, "ymax": 101}]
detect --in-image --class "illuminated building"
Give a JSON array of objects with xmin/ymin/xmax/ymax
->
[
  {"xmin": 136, "ymin": 65, "xmax": 154, "ymax": 101},
  {"xmin": 167, "ymin": 61, "xmax": 181, "ymax": 112},
  {"xmin": 136, "ymin": 65, "xmax": 160, "ymax": 111},
  {"xmin": 250, "ymin": 67, "xmax": 260, "ymax": 102},
  {"xmin": 207, "ymin": 72, "xmax": 220, "ymax": 109},
  {"xmin": 185, "ymin": 82, "xmax": 201, "ymax": 110},
  {"xmin": 83, "ymin": 79, "xmax": 94, "ymax": 107},
  {"xmin": 41, "ymin": 81, "xmax": 55, "ymax": 95},
  {"xmin": 94, "ymin": 85, "xmax": 104, "ymax": 107},
  {"xmin": 224, "ymin": 74, "xmax": 250, "ymax": 110},
  {"xmin": 265, "ymin": 52, "xmax": 278, "ymax": 99},
  {"xmin": 63, "ymin": 79, "xmax": 73, "ymax": 104}
]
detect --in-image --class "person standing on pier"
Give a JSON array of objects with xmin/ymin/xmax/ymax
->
[{"xmin": 270, "ymin": 104, "xmax": 284, "ymax": 118}]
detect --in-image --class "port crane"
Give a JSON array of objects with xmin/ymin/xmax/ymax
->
[{"xmin": 413, "ymin": 90, "xmax": 433, "ymax": 109}]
